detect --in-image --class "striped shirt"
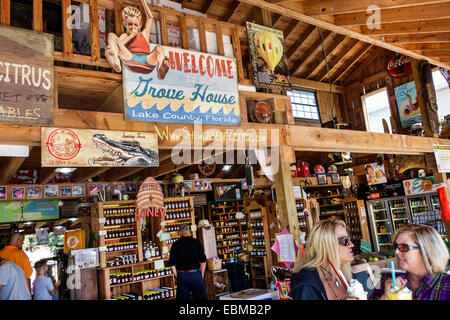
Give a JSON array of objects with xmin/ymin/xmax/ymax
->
[{"xmin": 371, "ymin": 272, "xmax": 450, "ymax": 300}]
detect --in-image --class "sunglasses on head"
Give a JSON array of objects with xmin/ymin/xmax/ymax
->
[
  {"xmin": 394, "ymin": 243, "xmax": 420, "ymax": 252},
  {"xmin": 338, "ymin": 236, "xmax": 352, "ymax": 246}
]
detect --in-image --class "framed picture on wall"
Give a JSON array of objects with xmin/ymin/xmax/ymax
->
[
  {"xmin": 331, "ymin": 173, "xmax": 340, "ymax": 185},
  {"xmin": 12, "ymin": 187, "xmax": 25, "ymax": 199},
  {"xmin": 317, "ymin": 173, "xmax": 328, "ymax": 185},
  {"xmin": 72, "ymin": 184, "xmax": 85, "ymax": 197},
  {"xmin": 44, "ymin": 185, "xmax": 58, "ymax": 198},
  {"xmin": 0, "ymin": 186, "xmax": 6, "ymax": 200},
  {"xmin": 27, "ymin": 185, "xmax": 42, "ymax": 200},
  {"xmin": 60, "ymin": 185, "xmax": 71, "ymax": 197}
]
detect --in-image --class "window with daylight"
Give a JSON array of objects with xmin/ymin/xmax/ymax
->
[
  {"xmin": 287, "ymin": 90, "xmax": 320, "ymax": 121},
  {"xmin": 361, "ymin": 88, "xmax": 392, "ymax": 134}
]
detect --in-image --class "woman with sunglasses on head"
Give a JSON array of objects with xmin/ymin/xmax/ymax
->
[
  {"xmin": 370, "ymin": 224, "xmax": 449, "ymax": 300},
  {"xmin": 290, "ymin": 219, "xmax": 359, "ymax": 300}
]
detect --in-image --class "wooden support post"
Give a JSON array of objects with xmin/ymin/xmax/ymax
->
[
  {"xmin": 215, "ymin": 23, "xmax": 225, "ymax": 56},
  {"xmin": 411, "ymin": 59, "xmax": 440, "ymax": 138},
  {"xmin": 231, "ymin": 28, "xmax": 244, "ymax": 82},
  {"xmin": 90, "ymin": 0, "xmax": 101, "ymax": 62},
  {"xmin": 114, "ymin": 0, "xmax": 124, "ymax": 35},
  {"xmin": 199, "ymin": 21, "xmax": 207, "ymax": 53},
  {"xmin": 180, "ymin": 15, "xmax": 189, "ymax": 50},
  {"xmin": 0, "ymin": 0, "xmax": 10, "ymax": 25},
  {"xmin": 33, "ymin": 0, "xmax": 43, "ymax": 32},
  {"xmin": 160, "ymin": 12, "xmax": 168, "ymax": 46},
  {"xmin": 62, "ymin": 0, "xmax": 73, "ymax": 57}
]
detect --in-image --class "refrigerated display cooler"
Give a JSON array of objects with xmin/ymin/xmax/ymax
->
[{"xmin": 367, "ymin": 193, "xmax": 444, "ymax": 253}]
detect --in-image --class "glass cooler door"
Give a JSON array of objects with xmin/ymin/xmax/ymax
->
[
  {"xmin": 407, "ymin": 196, "xmax": 430, "ymax": 220},
  {"xmin": 367, "ymin": 199, "xmax": 394, "ymax": 252},
  {"xmin": 387, "ymin": 198, "xmax": 411, "ymax": 234}
]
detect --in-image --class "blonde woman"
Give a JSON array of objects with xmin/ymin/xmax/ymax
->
[
  {"xmin": 290, "ymin": 219, "xmax": 356, "ymax": 300},
  {"xmin": 371, "ymin": 224, "xmax": 449, "ymax": 300}
]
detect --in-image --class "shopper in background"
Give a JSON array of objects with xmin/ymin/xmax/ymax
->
[
  {"xmin": 371, "ymin": 224, "xmax": 449, "ymax": 300},
  {"xmin": 0, "ymin": 256, "xmax": 31, "ymax": 300},
  {"xmin": 169, "ymin": 224, "xmax": 207, "ymax": 300},
  {"xmin": 290, "ymin": 219, "xmax": 356, "ymax": 300},
  {"xmin": 32, "ymin": 259, "xmax": 61, "ymax": 300},
  {"xmin": 0, "ymin": 230, "xmax": 33, "ymax": 291}
]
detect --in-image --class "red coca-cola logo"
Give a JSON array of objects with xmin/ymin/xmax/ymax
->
[{"xmin": 386, "ymin": 54, "xmax": 412, "ymax": 79}]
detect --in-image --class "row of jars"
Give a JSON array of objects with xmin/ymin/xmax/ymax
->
[
  {"xmin": 250, "ymin": 249, "xmax": 267, "ymax": 256},
  {"xmin": 106, "ymin": 228, "xmax": 136, "ymax": 239},
  {"xmin": 106, "ymin": 254, "xmax": 137, "ymax": 267},
  {"xmin": 251, "ymin": 230, "xmax": 265, "ymax": 237},
  {"xmin": 249, "ymin": 221, "xmax": 263, "ymax": 228},
  {"xmin": 215, "ymin": 220, "xmax": 240, "ymax": 227},
  {"xmin": 104, "ymin": 205, "xmax": 135, "ymax": 215},
  {"xmin": 216, "ymin": 227, "xmax": 239, "ymax": 233},
  {"xmin": 165, "ymin": 222, "xmax": 190, "ymax": 232},
  {"xmin": 165, "ymin": 210, "xmax": 191, "ymax": 220},
  {"xmin": 105, "ymin": 214, "xmax": 136, "ymax": 226},
  {"xmin": 296, "ymin": 202, "xmax": 304, "ymax": 209},
  {"xmin": 344, "ymin": 202, "xmax": 358, "ymax": 209},
  {"xmin": 217, "ymin": 239, "xmax": 241, "ymax": 246},
  {"xmin": 297, "ymin": 210, "xmax": 308, "ymax": 217},
  {"xmin": 106, "ymin": 241, "xmax": 138, "ymax": 252},
  {"xmin": 144, "ymin": 287, "xmax": 174, "ymax": 300},
  {"xmin": 133, "ymin": 267, "xmax": 173, "ymax": 281},
  {"xmin": 252, "ymin": 240, "xmax": 265, "ymax": 246},
  {"xmin": 249, "ymin": 211, "xmax": 262, "ymax": 219},
  {"xmin": 299, "ymin": 220, "xmax": 307, "ymax": 226},
  {"xmin": 110, "ymin": 272, "xmax": 133, "ymax": 285},
  {"xmin": 349, "ymin": 226, "xmax": 361, "ymax": 233},
  {"xmin": 143, "ymin": 241, "xmax": 160, "ymax": 258},
  {"xmin": 165, "ymin": 199, "xmax": 190, "ymax": 210},
  {"xmin": 165, "ymin": 237, "xmax": 179, "ymax": 245}
]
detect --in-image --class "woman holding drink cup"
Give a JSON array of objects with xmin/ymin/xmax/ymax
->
[
  {"xmin": 290, "ymin": 219, "xmax": 368, "ymax": 300},
  {"xmin": 371, "ymin": 224, "xmax": 449, "ymax": 300}
]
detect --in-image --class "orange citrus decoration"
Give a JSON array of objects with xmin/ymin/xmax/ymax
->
[{"xmin": 421, "ymin": 179, "xmax": 433, "ymax": 192}]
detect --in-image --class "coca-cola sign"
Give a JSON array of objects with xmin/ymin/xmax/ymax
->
[{"xmin": 386, "ymin": 53, "xmax": 412, "ymax": 79}]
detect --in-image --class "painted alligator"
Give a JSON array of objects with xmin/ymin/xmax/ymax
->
[{"xmin": 88, "ymin": 134, "xmax": 159, "ymax": 167}]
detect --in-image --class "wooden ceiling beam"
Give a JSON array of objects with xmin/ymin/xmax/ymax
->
[
  {"xmin": 302, "ymin": 0, "xmax": 450, "ymax": 16},
  {"xmin": 272, "ymin": 13, "xmax": 283, "ymax": 29},
  {"xmin": 289, "ymin": 76, "xmax": 345, "ymax": 94},
  {"xmin": 284, "ymin": 20, "xmax": 302, "ymax": 40},
  {"xmin": 334, "ymin": 3, "xmax": 450, "ymax": 27},
  {"xmin": 39, "ymin": 167, "xmax": 58, "ymax": 185},
  {"xmin": 203, "ymin": 0, "xmax": 217, "ymax": 15},
  {"xmin": 360, "ymin": 18, "xmax": 450, "ymax": 36},
  {"xmin": 341, "ymin": 46, "xmax": 387, "ymax": 86},
  {"xmin": 416, "ymin": 50, "xmax": 450, "ymax": 57},
  {"xmin": 71, "ymin": 167, "xmax": 110, "ymax": 182},
  {"xmin": 300, "ymin": 34, "xmax": 346, "ymax": 79},
  {"xmin": 286, "ymin": 25, "xmax": 316, "ymax": 60},
  {"xmin": 0, "ymin": 151, "xmax": 31, "ymax": 184}
]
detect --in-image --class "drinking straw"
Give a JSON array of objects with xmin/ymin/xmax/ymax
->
[
  {"xmin": 391, "ymin": 260, "xmax": 396, "ymax": 288},
  {"xmin": 327, "ymin": 258, "xmax": 348, "ymax": 290}
]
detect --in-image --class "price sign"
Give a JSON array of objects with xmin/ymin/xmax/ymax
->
[
  {"xmin": 154, "ymin": 259, "xmax": 165, "ymax": 270},
  {"xmin": 99, "ymin": 218, "xmax": 106, "ymax": 224},
  {"xmin": 99, "ymin": 230, "xmax": 106, "ymax": 236},
  {"xmin": 433, "ymin": 145, "xmax": 450, "ymax": 172},
  {"xmin": 72, "ymin": 248, "xmax": 99, "ymax": 269},
  {"xmin": 360, "ymin": 240, "xmax": 372, "ymax": 254}
]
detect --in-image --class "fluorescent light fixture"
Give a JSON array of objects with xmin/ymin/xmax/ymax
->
[
  {"xmin": 55, "ymin": 168, "xmax": 77, "ymax": 174},
  {"xmin": 25, "ymin": 222, "xmax": 33, "ymax": 225},
  {"xmin": 68, "ymin": 218, "xmax": 78, "ymax": 222},
  {"xmin": 0, "ymin": 145, "xmax": 29, "ymax": 157},
  {"xmin": 222, "ymin": 165, "xmax": 232, "ymax": 171}
]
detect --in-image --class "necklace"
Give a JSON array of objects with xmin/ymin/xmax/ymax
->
[
  {"xmin": 320, "ymin": 267, "xmax": 341, "ymax": 300},
  {"xmin": 321, "ymin": 266, "xmax": 341, "ymax": 287}
]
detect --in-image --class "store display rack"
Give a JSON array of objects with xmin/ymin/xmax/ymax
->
[
  {"xmin": 295, "ymin": 199, "xmax": 312, "ymax": 240},
  {"xmin": 342, "ymin": 197, "xmax": 371, "ymax": 254},
  {"xmin": 245, "ymin": 199, "xmax": 273, "ymax": 288},
  {"xmin": 208, "ymin": 200, "xmax": 247, "ymax": 263}
]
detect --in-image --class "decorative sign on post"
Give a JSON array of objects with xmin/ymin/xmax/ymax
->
[
  {"xmin": 246, "ymin": 22, "xmax": 290, "ymax": 90},
  {"xmin": 386, "ymin": 53, "xmax": 412, "ymax": 79},
  {"xmin": 433, "ymin": 145, "xmax": 450, "ymax": 173},
  {"xmin": 394, "ymin": 81, "xmax": 421, "ymax": 128},
  {"xmin": 0, "ymin": 25, "xmax": 54, "ymax": 125},
  {"xmin": 104, "ymin": 0, "xmax": 240, "ymax": 125},
  {"xmin": 135, "ymin": 177, "xmax": 165, "ymax": 221},
  {"xmin": 41, "ymin": 128, "xmax": 159, "ymax": 167},
  {"xmin": 360, "ymin": 240, "xmax": 372, "ymax": 254}
]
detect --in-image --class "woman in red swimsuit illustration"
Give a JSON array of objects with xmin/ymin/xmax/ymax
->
[{"xmin": 105, "ymin": 0, "xmax": 169, "ymax": 79}]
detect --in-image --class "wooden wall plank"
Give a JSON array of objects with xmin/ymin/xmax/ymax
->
[
  {"xmin": 215, "ymin": 23, "xmax": 225, "ymax": 56},
  {"xmin": 0, "ymin": 0, "xmax": 10, "ymax": 25},
  {"xmin": 180, "ymin": 15, "xmax": 189, "ymax": 49},
  {"xmin": 114, "ymin": 0, "xmax": 124, "ymax": 35},
  {"xmin": 33, "ymin": 0, "xmax": 43, "ymax": 32},
  {"xmin": 199, "ymin": 20, "xmax": 207, "ymax": 52},
  {"xmin": 160, "ymin": 12, "xmax": 168, "ymax": 46},
  {"xmin": 231, "ymin": 27, "xmax": 245, "ymax": 82},
  {"xmin": 62, "ymin": 0, "xmax": 73, "ymax": 57},
  {"xmin": 90, "ymin": 0, "xmax": 101, "ymax": 62}
]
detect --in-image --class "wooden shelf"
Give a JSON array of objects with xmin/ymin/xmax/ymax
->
[
  {"xmin": 106, "ymin": 248, "xmax": 138, "ymax": 254},
  {"xmin": 104, "ymin": 223, "xmax": 137, "ymax": 228},
  {"xmin": 110, "ymin": 274, "xmax": 174, "ymax": 287},
  {"xmin": 320, "ymin": 203, "xmax": 344, "ymax": 208},
  {"xmin": 312, "ymin": 194, "xmax": 342, "ymax": 200},
  {"xmin": 105, "ymin": 236, "xmax": 138, "ymax": 241}
]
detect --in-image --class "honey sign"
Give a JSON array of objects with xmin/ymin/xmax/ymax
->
[
  {"xmin": 403, "ymin": 177, "xmax": 435, "ymax": 195},
  {"xmin": 0, "ymin": 25, "xmax": 54, "ymax": 125}
]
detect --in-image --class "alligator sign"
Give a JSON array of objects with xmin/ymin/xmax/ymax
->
[{"xmin": 41, "ymin": 127, "xmax": 159, "ymax": 167}]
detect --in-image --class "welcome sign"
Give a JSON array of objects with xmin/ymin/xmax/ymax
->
[{"xmin": 123, "ymin": 45, "xmax": 240, "ymax": 126}]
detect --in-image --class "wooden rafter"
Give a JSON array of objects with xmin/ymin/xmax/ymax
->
[
  {"xmin": 302, "ymin": 0, "xmax": 450, "ymax": 16},
  {"xmin": 360, "ymin": 18, "xmax": 450, "ymax": 36},
  {"xmin": 332, "ymin": 43, "xmax": 373, "ymax": 84},
  {"xmin": 39, "ymin": 168, "xmax": 58, "ymax": 184},
  {"xmin": 300, "ymin": 34, "xmax": 346, "ymax": 79},
  {"xmin": 0, "ymin": 154, "xmax": 31, "ymax": 184},
  {"xmin": 71, "ymin": 168, "xmax": 110, "ymax": 182},
  {"xmin": 286, "ymin": 25, "xmax": 316, "ymax": 59},
  {"xmin": 238, "ymin": 0, "xmax": 450, "ymax": 69},
  {"xmin": 225, "ymin": 1, "xmax": 241, "ymax": 22},
  {"xmin": 402, "ymin": 43, "xmax": 450, "ymax": 51},
  {"xmin": 381, "ymin": 32, "xmax": 450, "ymax": 44},
  {"xmin": 203, "ymin": 0, "xmax": 216, "ymax": 14},
  {"xmin": 341, "ymin": 46, "xmax": 387, "ymax": 86},
  {"xmin": 290, "ymin": 29, "xmax": 332, "ymax": 76},
  {"xmin": 308, "ymin": 37, "xmax": 357, "ymax": 81},
  {"xmin": 334, "ymin": 3, "xmax": 450, "ymax": 27},
  {"xmin": 284, "ymin": 20, "xmax": 302, "ymax": 40}
]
